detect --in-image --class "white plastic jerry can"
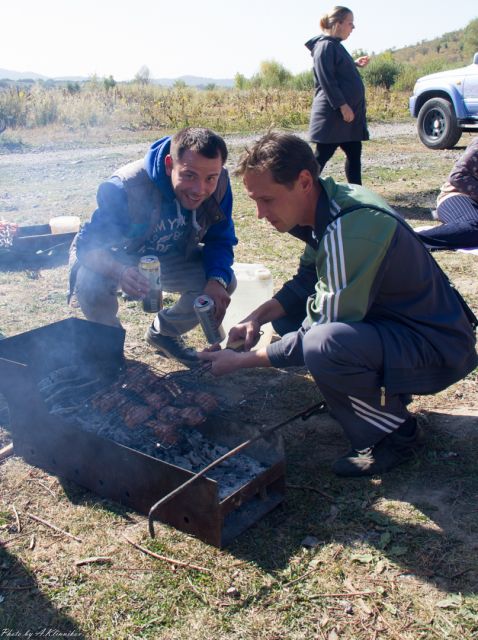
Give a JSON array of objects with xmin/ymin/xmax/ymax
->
[{"xmin": 221, "ymin": 263, "xmax": 274, "ymax": 350}]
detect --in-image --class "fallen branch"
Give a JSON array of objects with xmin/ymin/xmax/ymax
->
[
  {"xmin": 287, "ymin": 483, "xmax": 336, "ymax": 502},
  {"xmin": 25, "ymin": 512, "xmax": 83, "ymax": 543},
  {"xmin": 123, "ymin": 534, "xmax": 210, "ymax": 574},
  {"xmin": 307, "ymin": 590, "xmax": 374, "ymax": 599},
  {"xmin": 75, "ymin": 556, "xmax": 112, "ymax": 567},
  {"xmin": 0, "ymin": 443, "xmax": 13, "ymax": 462}
]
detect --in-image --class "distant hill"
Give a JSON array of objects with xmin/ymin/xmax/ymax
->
[
  {"xmin": 0, "ymin": 68, "xmax": 48, "ymax": 81},
  {"xmin": 0, "ymin": 67, "xmax": 234, "ymax": 87},
  {"xmin": 386, "ymin": 25, "xmax": 475, "ymax": 68},
  {"xmin": 153, "ymin": 75, "xmax": 234, "ymax": 88}
]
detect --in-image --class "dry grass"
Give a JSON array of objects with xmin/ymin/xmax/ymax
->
[{"xmin": 0, "ymin": 126, "xmax": 477, "ymax": 639}]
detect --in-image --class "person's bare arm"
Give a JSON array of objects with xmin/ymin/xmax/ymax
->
[
  {"xmin": 197, "ymin": 346, "xmax": 271, "ymax": 376},
  {"xmin": 227, "ymin": 298, "xmax": 286, "ymax": 350}
]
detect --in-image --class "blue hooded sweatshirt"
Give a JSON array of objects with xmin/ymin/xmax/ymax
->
[{"xmin": 76, "ymin": 136, "xmax": 237, "ymax": 285}]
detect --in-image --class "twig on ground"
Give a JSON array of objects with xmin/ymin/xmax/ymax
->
[
  {"xmin": 122, "ymin": 534, "xmax": 210, "ymax": 574},
  {"xmin": 307, "ymin": 590, "xmax": 374, "ymax": 599},
  {"xmin": 25, "ymin": 512, "xmax": 83, "ymax": 543},
  {"xmin": 75, "ymin": 556, "xmax": 113, "ymax": 567},
  {"xmin": 287, "ymin": 483, "xmax": 336, "ymax": 502},
  {"xmin": 37, "ymin": 480, "xmax": 57, "ymax": 498},
  {"xmin": 11, "ymin": 504, "xmax": 21, "ymax": 533},
  {"xmin": 283, "ymin": 565, "xmax": 323, "ymax": 587}
]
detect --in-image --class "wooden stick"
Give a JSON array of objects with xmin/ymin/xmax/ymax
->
[
  {"xmin": 287, "ymin": 483, "xmax": 336, "ymax": 502},
  {"xmin": 25, "ymin": 512, "xmax": 83, "ymax": 543},
  {"xmin": 308, "ymin": 590, "xmax": 374, "ymax": 599},
  {"xmin": 75, "ymin": 556, "xmax": 112, "ymax": 567},
  {"xmin": 122, "ymin": 534, "xmax": 210, "ymax": 574},
  {"xmin": 0, "ymin": 443, "xmax": 13, "ymax": 462},
  {"xmin": 11, "ymin": 504, "xmax": 21, "ymax": 533}
]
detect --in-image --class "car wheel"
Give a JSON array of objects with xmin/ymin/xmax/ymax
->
[{"xmin": 417, "ymin": 98, "xmax": 462, "ymax": 149}]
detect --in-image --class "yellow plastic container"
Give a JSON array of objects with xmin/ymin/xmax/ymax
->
[{"xmin": 49, "ymin": 216, "xmax": 81, "ymax": 235}]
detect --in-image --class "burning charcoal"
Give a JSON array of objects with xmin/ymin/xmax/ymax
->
[
  {"xmin": 120, "ymin": 404, "xmax": 152, "ymax": 428},
  {"xmin": 178, "ymin": 406, "xmax": 206, "ymax": 427},
  {"xmin": 194, "ymin": 391, "xmax": 218, "ymax": 414},
  {"xmin": 157, "ymin": 405, "xmax": 183, "ymax": 424}
]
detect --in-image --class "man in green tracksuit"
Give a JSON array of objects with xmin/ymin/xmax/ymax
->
[{"xmin": 199, "ymin": 131, "xmax": 478, "ymax": 477}]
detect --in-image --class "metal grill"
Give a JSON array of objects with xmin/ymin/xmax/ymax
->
[{"xmin": 0, "ymin": 318, "xmax": 286, "ymax": 546}]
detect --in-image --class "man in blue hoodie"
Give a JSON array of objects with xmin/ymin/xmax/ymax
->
[{"xmin": 69, "ymin": 127, "xmax": 237, "ymax": 365}]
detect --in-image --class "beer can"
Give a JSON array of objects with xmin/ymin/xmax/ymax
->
[
  {"xmin": 138, "ymin": 255, "xmax": 163, "ymax": 313},
  {"xmin": 194, "ymin": 295, "xmax": 226, "ymax": 344}
]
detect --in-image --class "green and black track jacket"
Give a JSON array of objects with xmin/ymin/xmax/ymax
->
[{"xmin": 267, "ymin": 178, "xmax": 477, "ymax": 395}]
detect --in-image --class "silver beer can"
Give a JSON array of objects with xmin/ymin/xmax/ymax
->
[
  {"xmin": 193, "ymin": 295, "xmax": 226, "ymax": 344},
  {"xmin": 138, "ymin": 255, "xmax": 162, "ymax": 313}
]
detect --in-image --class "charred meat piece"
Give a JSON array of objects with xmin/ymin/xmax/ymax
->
[
  {"xmin": 120, "ymin": 403, "xmax": 152, "ymax": 428},
  {"xmin": 150, "ymin": 421, "xmax": 179, "ymax": 445},
  {"xmin": 142, "ymin": 391, "xmax": 171, "ymax": 410},
  {"xmin": 194, "ymin": 391, "xmax": 218, "ymax": 414},
  {"xmin": 157, "ymin": 405, "xmax": 184, "ymax": 424},
  {"xmin": 91, "ymin": 389, "xmax": 125, "ymax": 413},
  {"xmin": 123, "ymin": 374, "xmax": 157, "ymax": 394},
  {"xmin": 172, "ymin": 390, "xmax": 197, "ymax": 407},
  {"xmin": 179, "ymin": 406, "xmax": 206, "ymax": 427}
]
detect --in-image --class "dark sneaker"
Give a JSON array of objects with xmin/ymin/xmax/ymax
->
[
  {"xmin": 332, "ymin": 419, "xmax": 419, "ymax": 478},
  {"xmin": 145, "ymin": 326, "xmax": 198, "ymax": 366}
]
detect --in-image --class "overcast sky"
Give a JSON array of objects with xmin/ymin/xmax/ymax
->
[{"xmin": 2, "ymin": 0, "xmax": 477, "ymax": 80}]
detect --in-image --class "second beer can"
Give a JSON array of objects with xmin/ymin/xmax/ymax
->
[{"xmin": 193, "ymin": 295, "xmax": 226, "ymax": 344}]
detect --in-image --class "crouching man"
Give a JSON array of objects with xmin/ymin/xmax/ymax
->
[
  {"xmin": 69, "ymin": 127, "xmax": 237, "ymax": 365},
  {"xmin": 198, "ymin": 131, "xmax": 477, "ymax": 477}
]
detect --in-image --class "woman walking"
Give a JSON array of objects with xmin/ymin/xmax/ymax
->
[{"xmin": 306, "ymin": 6, "xmax": 369, "ymax": 184}]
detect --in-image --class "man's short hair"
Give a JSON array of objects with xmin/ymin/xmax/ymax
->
[
  {"xmin": 170, "ymin": 127, "xmax": 228, "ymax": 164},
  {"xmin": 235, "ymin": 131, "xmax": 319, "ymax": 186}
]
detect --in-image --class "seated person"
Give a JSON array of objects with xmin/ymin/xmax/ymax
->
[
  {"xmin": 418, "ymin": 136, "xmax": 478, "ymax": 249},
  {"xmin": 69, "ymin": 127, "xmax": 237, "ymax": 365}
]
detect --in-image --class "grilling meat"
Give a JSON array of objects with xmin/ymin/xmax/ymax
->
[
  {"xmin": 91, "ymin": 389, "xmax": 125, "ymax": 413},
  {"xmin": 157, "ymin": 405, "xmax": 183, "ymax": 423},
  {"xmin": 150, "ymin": 420, "xmax": 179, "ymax": 445},
  {"xmin": 120, "ymin": 403, "xmax": 152, "ymax": 428},
  {"xmin": 194, "ymin": 391, "xmax": 218, "ymax": 413},
  {"xmin": 179, "ymin": 406, "xmax": 206, "ymax": 427},
  {"xmin": 141, "ymin": 390, "xmax": 171, "ymax": 410}
]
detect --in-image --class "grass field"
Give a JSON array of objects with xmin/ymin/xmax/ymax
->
[{"xmin": 0, "ymin": 124, "xmax": 477, "ymax": 639}]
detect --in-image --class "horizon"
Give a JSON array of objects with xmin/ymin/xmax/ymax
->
[{"xmin": 2, "ymin": 0, "xmax": 477, "ymax": 82}]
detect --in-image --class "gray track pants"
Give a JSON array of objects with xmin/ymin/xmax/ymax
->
[
  {"xmin": 74, "ymin": 252, "xmax": 236, "ymax": 337},
  {"xmin": 302, "ymin": 322, "xmax": 411, "ymax": 450}
]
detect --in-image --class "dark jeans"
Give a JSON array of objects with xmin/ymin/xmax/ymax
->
[
  {"xmin": 315, "ymin": 141, "xmax": 362, "ymax": 185},
  {"xmin": 418, "ymin": 195, "xmax": 478, "ymax": 249}
]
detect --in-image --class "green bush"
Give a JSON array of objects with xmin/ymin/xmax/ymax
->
[{"xmin": 362, "ymin": 53, "xmax": 401, "ymax": 90}]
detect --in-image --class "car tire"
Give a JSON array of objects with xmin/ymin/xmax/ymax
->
[{"xmin": 417, "ymin": 98, "xmax": 462, "ymax": 150}]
